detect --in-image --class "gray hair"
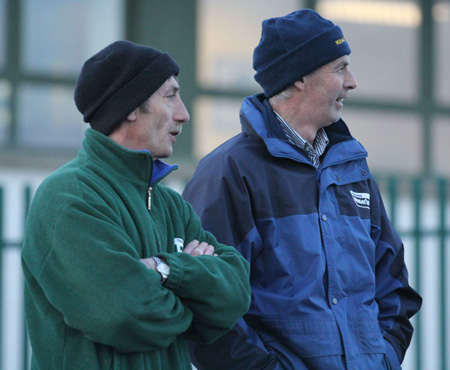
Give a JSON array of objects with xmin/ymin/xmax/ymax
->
[{"xmin": 268, "ymin": 84, "xmax": 295, "ymax": 105}]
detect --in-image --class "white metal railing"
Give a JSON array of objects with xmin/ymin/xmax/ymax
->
[{"xmin": 1, "ymin": 171, "xmax": 448, "ymax": 370}]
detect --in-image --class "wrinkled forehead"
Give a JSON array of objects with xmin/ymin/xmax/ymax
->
[
  {"xmin": 314, "ymin": 55, "xmax": 351, "ymax": 73},
  {"xmin": 157, "ymin": 75, "xmax": 180, "ymax": 92}
]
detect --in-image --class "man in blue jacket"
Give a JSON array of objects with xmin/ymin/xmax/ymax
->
[{"xmin": 183, "ymin": 9, "xmax": 422, "ymax": 370}]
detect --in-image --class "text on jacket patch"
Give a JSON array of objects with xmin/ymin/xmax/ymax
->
[{"xmin": 350, "ymin": 190, "xmax": 370, "ymax": 209}]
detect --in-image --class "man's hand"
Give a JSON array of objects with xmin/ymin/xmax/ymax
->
[
  {"xmin": 183, "ymin": 240, "xmax": 216, "ymax": 256},
  {"xmin": 140, "ymin": 257, "xmax": 157, "ymax": 270},
  {"xmin": 140, "ymin": 240, "xmax": 216, "ymax": 269}
]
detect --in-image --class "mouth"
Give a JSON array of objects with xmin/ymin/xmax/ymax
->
[
  {"xmin": 169, "ymin": 130, "xmax": 180, "ymax": 142},
  {"xmin": 336, "ymin": 97, "xmax": 345, "ymax": 107}
]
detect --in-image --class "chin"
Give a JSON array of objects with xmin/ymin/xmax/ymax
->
[
  {"xmin": 331, "ymin": 113, "xmax": 341, "ymax": 123},
  {"xmin": 160, "ymin": 149, "xmax": 173, "ymax": 159}
]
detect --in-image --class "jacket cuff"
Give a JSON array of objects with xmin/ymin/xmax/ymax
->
[{"xmin": 159, "ymin": 253, "xmax": 183, "ymax": 291}]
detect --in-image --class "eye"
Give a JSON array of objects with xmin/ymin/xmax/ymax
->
[
  {"xmin": 336, "ymin": 65, "xmax": 347, "ymax": 74},
  {"xmin": 167, "ymin": 89, "xmax": 179, "ymax": 99}
]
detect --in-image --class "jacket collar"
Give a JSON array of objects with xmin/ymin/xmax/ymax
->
[
  {"xmin": 82, "ymin": 128, "xmax": 177, "ymax": 186},
  {"xmin": 239, "ymin": 94, "xmax": 367, "ymax": 166}
]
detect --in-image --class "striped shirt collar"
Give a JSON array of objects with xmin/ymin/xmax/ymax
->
[{"xmin": 273, "ymin": 111, "xmax": 329, "ymax": 168}]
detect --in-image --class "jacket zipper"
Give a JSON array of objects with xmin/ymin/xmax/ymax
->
[{"xmin": 147, "ymin": 187, "xmax": 152, "ymax": 210}]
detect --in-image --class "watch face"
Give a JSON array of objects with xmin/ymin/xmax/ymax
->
[
  {"xmin": 152, "ymin": 256, "xmax": 170, "ymax": 282},
  {"xmin": 158, "ymin": 262, "xmax": 170, "ymax": 277}
]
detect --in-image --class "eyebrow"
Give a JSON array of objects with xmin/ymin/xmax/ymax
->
[
  {"xmin": 336, "ymin": 60, "xmax": 349, "ymax": 69},
  {"xmin": 162, "ymin": 80, "xmax": 181, "ymax": 94}
]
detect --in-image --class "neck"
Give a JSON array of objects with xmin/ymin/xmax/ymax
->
[{"xmin": 270, "ymin": 102, "xmax": 317, "ymax": 146}]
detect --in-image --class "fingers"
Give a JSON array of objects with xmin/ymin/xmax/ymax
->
[
  {"xmin": 183, "ymin": 240, "xmax": 216, "ymax": 256},
  {"xmin": 140, "ymin": 258, "xmax": 156, "ymax": 270},
  {"xmin": 183, "ymin": 239, "xmax": 199, "ymax": 254},
  {"xmin": 195, "ymin": 242, "xmax": 215, "ymax": 256}
]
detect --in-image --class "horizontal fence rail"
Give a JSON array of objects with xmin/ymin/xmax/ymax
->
[{"xmin": 0, "ymin": 174, "xmax": 449, "ymax": 370}]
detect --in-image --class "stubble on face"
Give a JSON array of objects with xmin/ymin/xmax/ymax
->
[
  {"xmin": 304, "ymin": 55, "xmax": 356, "ymax": 128},
  {"xmin": 137, "ymin": 77, "xmax": 188, "ymax": 159}
]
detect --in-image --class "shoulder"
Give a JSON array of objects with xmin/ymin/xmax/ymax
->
[
  {"xmin": 32, "ymin": 162, "xmax": 82, "ymax": 207},
  {"xmin": 195, "ymin": 134, "xmax": 267, "ymax": 178},
  {"xmin": 30, "ymin": 156, "xmax": 117, "ymax": 223}
]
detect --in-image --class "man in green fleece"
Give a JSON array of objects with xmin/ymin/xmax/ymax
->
[{"xmin": 21, "ymin": 40, "xmax": 251, "ymax": 370}]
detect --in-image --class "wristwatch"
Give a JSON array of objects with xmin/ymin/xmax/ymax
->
[{"xmin": 151, "ymin": 256, "xmax": 170, "ymax": 285}]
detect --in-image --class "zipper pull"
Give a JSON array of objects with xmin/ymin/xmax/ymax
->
[{"xmin": 147, "ymin": 187, "xmax": 152, "ymax": 211}]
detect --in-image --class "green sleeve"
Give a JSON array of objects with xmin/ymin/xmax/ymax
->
[{"xmin": 160, "ymin": 197, "xmax": 251, "ymax": 343}]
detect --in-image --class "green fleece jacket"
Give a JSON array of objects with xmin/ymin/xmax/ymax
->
[{"xmin": 21, "ymin": 129, "xmax": 251, "ymax": 370}]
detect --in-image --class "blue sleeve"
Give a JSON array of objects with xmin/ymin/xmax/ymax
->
[
  {"xmin": 182, "ymin": 157, "xmax": 288, "ymax": 370},
  {"xmin": 371, "ymin": 182, "xmax": 422, "ymax": 364}
]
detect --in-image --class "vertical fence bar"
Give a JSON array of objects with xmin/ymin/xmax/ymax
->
[
  {"xmin": 438, "ymin": 178, "xmax": 447, "ymax": 370},
  {"xmin": 23, "ymin": 185, "xmax": 32, "ymax": 370},
  {"xmin": 0, "ymin": 187, "xmax": 3, "ymax": 369},
  {"xmin": 387, "ymin": 176, "xmax": 398, "ymax": 225},
  {"xmin": 413, "ymin": 178, "xmax": 423, "ymax": 370}
]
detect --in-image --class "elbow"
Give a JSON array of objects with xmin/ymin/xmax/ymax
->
[
  {"xmin": 210, "ymin": 278, "xmax": 251, "ymax": 330},
  {"xmin": 226, "ymin": 280, "xmax": 252, "ymax": 322}
]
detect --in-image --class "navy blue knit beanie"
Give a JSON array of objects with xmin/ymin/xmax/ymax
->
[
  {"xmin": 253, "ymin": 9, "xmax": 351, "ymax": 98},
  {"xmin": 74, "ymin": 40, "xmax": 180, "ymax": 135}
]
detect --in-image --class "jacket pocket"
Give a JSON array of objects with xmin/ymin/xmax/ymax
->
[
  {"xmin": 256, "ymin": 318, "xmax": 344, "ymax": 358},
  {"xmin": 356, "ymin": 316, "xmax": 386, "ymax": 354}
]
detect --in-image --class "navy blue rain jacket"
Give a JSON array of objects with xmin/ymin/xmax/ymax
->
[{"xmin": 183, "ymin": 94, "xmax": 422, "ymax": 370}]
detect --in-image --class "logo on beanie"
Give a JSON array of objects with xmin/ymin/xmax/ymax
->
[{"xmin": 335, "ymin": 38, "xmax": 346, "ymax": 45}]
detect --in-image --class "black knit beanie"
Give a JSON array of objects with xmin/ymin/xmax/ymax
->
[
  {"xmin": 253, "ymin": 9, "xmax": 351, "ymax": 98},
  {"xmin": 74, "ymin": 40, "xmax": 180, "ymax": 135}
]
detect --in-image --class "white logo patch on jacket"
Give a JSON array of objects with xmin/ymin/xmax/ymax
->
[
  {"xmin": 174, "ymin": 238, "xmax": 184, "ymax": 252},
  {"xmin": 350, "ymin": 190, "xmax": 370, "ymax": 209}
]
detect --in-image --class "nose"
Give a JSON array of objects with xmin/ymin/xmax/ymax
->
[
  {"xmin": 345, "ymin": 70, "xmax": 358, "ymax": 90},
  {"xmin": 175, "ymin": 98, "xmax": 190, "ymax": 124}
]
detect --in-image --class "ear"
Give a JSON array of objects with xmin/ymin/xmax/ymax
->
[
  {"xmin": 293, "ymin": 77, "xmax": 306, "ymax": 91},
  {"xmin": 126, "ymin": 109, "xmax": 138, "ymax": 122}
]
